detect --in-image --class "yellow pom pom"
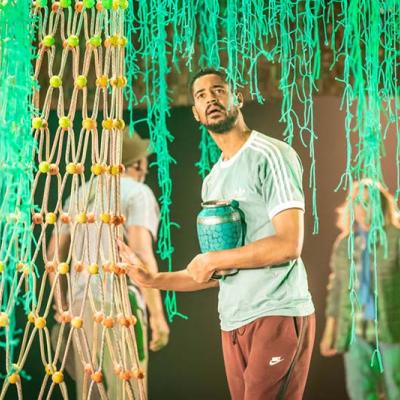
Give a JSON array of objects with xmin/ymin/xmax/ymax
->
[
  {"xmin": 76, "ymin": 212, "xmax": 87, "ymax": 224},
  {"xmin": 102, "ymin": 119, "xmax": 113, "ymax": 130},
  {"xmin": 100, "ymin": 213, "xmax": 111, "ymax": 224},
  {"xmin": 39, "ymin": 161, "xmax": 50, "ymax": 173},
  {"xmin": 0, "ymin": 261, "xmax": 4, "ymax": 273},
  {"xmin": 35, "ymin": 317, "xmax": 46, "ymax": 329},
  {"xmin": 66, "ymin": 162, "xmax": 77, "ymax": 174},
  {"xmin": 117, "ymin": 76, "xmax": 127, "ymax": 88},
  {"xmin": 67, "ymin": 35, "xmax": 79, "ymax": 48},
  {"xmin": 58, "ymin": 262, "xmax": 69, "ymax": 275},
  {"xmin": 8, "ymin": 373, "xmax": 20, "ymax": 384},
  {"xmin": 88, "ymin": 263, "xmax": 99, "ymax": 275},
  {"xmin": 46, "ymin": 213, "xmax": 57, "ymax": 224},
  {"xmin": 42, "ymin": 35, "xmax": 55, "ymax": 48},
  {"xmin": 59, "ymin": 116, "xmax": 71, "ymax": 129},
  {"xmin": 91, "ymin": 163, "xmax": 104, "ymax": 176},
  {"xmin": 109, "ymin": 165, "xmax": 120, "ymax": 176},
  {"xmin": 32, "ymin": 117, "xmax": 44, "ymax": 129},
  {"xmin": 75, "ymin": 75, "xmax": 87, "ymax": 89},
  {"xmin": 88, "ymin": 35, "xmax": 102, "ymax": 48},
  {"xmin": 113, "ymin": 119, "xmax": 125, "ymax": 130},
  {"xmin": 50, "ymin": 75, "xmax": 62, "ymax": 88},
  {"xmin": 52, "ymin": 371, "xmax": 64, "ymax": 384},
  {"xmin": 0, "ymin": 312, "xmax": 9, "ymax": 327},
  {"xmin": 109, "ymin": 35, "xmax": 119, "ymax": 46},
  {"xmin": 71, "ymin": 317, "xmax": 83, "ymax": 329},
  {"xmin": 118, "ymin": 36, "xmax": 128, "ymax": 47},
  {"xmin": 83, "ymin": 118, "xmax": 96, "ymax": 130},
  {"xmin": 119, "ymin": 0, "xmax": 128, "ymax": 10}
]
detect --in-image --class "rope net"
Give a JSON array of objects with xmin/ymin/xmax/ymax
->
[{"xmin": 1, "ymin": 1, "xmax": 145, "ymax": 399}]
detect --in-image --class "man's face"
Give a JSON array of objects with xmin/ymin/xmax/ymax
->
[
  {"xmin": 137, "ymin": 157, "xmax": 148, "ymax": 182},
  {"xmin": 127, "ymin": 157, "xmax": 148, "ymax": 183},
  {"xmin": 191, "ymin": 74, "xmax": 242, "ymax": 134}
]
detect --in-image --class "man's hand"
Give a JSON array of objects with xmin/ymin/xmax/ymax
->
[
  {"xmin": 117, "ymin": 238, "xmax": 157, "ymax": 287},
  {"xmin": 149, "ymin": 315, "xmax": 170, "ymax": 352},
  {"xmin": 320, "ymin": 317, "xmax": 338, "ymax": 357},
  {"xmin": 186, "ymin": 253, "xmax": 215, "ymax": 283}
]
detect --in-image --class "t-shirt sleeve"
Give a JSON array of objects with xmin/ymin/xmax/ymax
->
[
  {"xmin": 122, "ymin": 185, "xmax": 160, "ymax": 241},
  {"xmin": 260, "ymin": 146, "xmax": 305, "ymax": 220},
  {"xmin": 201, "ymin": 176, "xmax": 209, "ymax": 202}
]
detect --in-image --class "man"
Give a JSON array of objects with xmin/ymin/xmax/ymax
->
[
  {"xmin": 48, "ymin": 131, "xmax": 169, "ymax": 399},
  {"xmin": 118, "ymin": 68, "xmax": 315, "ymax": 400},
  {"xmin": 320, "ymin": 181, "xmax": 400, "ymax": 400}
]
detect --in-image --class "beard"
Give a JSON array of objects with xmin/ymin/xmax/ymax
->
[{"xmin": 202, "ymin": 107, "xmax": 239, "ymax": 134}]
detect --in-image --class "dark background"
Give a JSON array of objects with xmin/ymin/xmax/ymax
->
[{"xmin": 3, "ymin": 97, "xmax": 397, "ymax": 399}]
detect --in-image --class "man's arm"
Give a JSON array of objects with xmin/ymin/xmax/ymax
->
[
  {"xmin": 126, "ymin": 225, "xmax": 172, "ymax": 350},
  {"xmin": 186, "ymin": 208, "xmax": 304, "ymax": 282},
  {"xmin": 118, "ymin": 239, "xmax": 218, "ymax": 292},
  {"xmin": 320, "ymin": 237, "xmax": 344, "ymax": 357}
]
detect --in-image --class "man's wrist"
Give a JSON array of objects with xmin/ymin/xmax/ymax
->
[
  {"xmin": 152, "ymin": 271, "xmax": 172, "ymax": 290},
  {"xmin": 207, "ymin": 250, "xmax": 231, "ymax": 271},
  {"xmin": 201, "ymin": 252, "xmax": 217, "ymax": 274}
]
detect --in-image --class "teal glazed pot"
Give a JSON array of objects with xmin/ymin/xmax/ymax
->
[{"xmin": 197, "ymin": 200, "xmax": 245, "ymax": 279}]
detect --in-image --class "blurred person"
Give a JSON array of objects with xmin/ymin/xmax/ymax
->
[
  {"xmin": 320, "ymin": 180, "xmax": 400, "ymax": 400},
  {"xmin": 47, "ymin": 130, "xmax": 169, "ymax": 399}
]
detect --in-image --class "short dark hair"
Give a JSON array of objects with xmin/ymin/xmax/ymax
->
[{"xmin": 189, "ymin": 68, "xmax": 228, "ymax": 98}]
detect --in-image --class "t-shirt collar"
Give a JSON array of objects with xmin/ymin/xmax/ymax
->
[{"xmin": 219, "ymin": 130, "xmax": 255, "ymax": 169}]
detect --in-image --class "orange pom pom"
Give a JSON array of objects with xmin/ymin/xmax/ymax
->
[
  {"xmin": 32, "ymin": 213, "xmax": 43, "ymax": 224},
  {"xmin": 91, "ymin": 371, "xmax": 103, "ymax": 383},
  {"xmin": 74, "ymin": 261, "xmax": 84, "ymax": 273},
  {"xmin": 102, "ymin": 316, "xmax": 114, "ymax": 328},
  {"xmin": 93, "ymin": 311, "xmax": 104, "ymax": 323}
]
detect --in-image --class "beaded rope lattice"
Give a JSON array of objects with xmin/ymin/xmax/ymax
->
[{"xmin": 0, "ymin": 1, "xmax": 145, "ymax": 399}]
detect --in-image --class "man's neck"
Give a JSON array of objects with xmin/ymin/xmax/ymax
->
[{"xmin": 209, "ymin": 120, "xmax": 251, "ymax": 161}]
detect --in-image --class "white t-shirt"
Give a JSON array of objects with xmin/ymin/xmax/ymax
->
[
  {"xmin": 202, "ymin": 131, "xmax": 314, "ymax": 331},
  {"xmin": 61, "ymin": 176, "xmax": 160, "ymax": 312}
]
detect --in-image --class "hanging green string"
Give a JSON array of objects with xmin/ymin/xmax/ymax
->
[
  {"xmin": 277, "ymin": 0, "xmax": 321, "ymax": 234},
  {"xmin": 194, "ymin": 2, "xmax": 321, "ymax": 235},
  {"xmin": 197, "ymin": 0, "xmax": 220, "ymax": 69},
  {"xmin": 131, "ymin": 0, "xmax": 187, "ymax": 322},
  {"xmin": 124, "ymin": 0, "xmax": 138, "ymax": 135},
  {"xmin": 196, "ymin": 125, "xmax": 221, "ymax": 179},
  {"xmin": 0, "ymin": 0, "xmax": 36, "ymax": 376},
  {"xmin": 124, "ymin": 1, "xmax": 398, "ymax": 330},
  {"xmin": 331, "ymin": 0, "xmax": 400, "ymax": 372}
]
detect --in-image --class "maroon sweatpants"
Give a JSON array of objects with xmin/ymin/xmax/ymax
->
[{"xmin": 221, "ymin": 314, "xmax": 315, "ymax": 400}]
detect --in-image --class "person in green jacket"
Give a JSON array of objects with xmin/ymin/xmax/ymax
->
[{"xmin": 320, "ymin": 180, "xmax": 400, "ymax": 400}]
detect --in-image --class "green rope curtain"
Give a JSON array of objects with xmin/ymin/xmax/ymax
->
[
  {"xmin": 122, "ymin": 1, "xmax": 400, "ymax": 370},
  {"xmin": 0, "ymin": 0, "xmax": 36, "ymax": 378},
  {"xmin": 124, "ymin": 0, "xmax": 323, "ymax": 320},
  {"xmin": 330, "ymin": 0, "xmax": 400, "ymax": 370}
]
